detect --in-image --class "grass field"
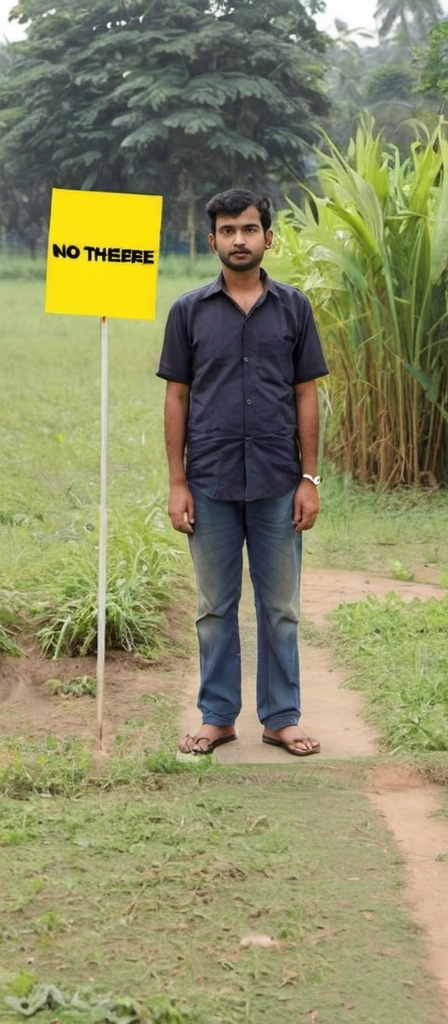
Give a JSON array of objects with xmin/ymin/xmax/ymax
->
[
  {"xmin": 1, "ymin": 762, "xmax": 445, "ymax": 1024},
  {"xmin": 1, "ymin": 263, "xmax": 448, "ymax": 1023}
]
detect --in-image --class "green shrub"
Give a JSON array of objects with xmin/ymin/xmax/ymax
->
[{"xmin": 30, "ymin": 509, "xmax": 183, "ymax": 658}]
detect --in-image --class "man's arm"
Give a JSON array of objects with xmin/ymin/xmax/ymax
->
[
  {"xmin": 293, "ymin": 380, "xmax": 320, "ymax": 533},
  {"xmin": 164, "ymin": 380, "xmax": 195, "ymax": 533}
]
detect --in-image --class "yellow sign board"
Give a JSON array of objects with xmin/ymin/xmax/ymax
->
[{"xmin": 45, "ymin": 188, "xmax": 163, "ymax": 320}]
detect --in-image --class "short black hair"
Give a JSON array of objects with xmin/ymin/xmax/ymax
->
[{"xmin": 205, "ymin": 189, "xmax": 272, "ymax": 234}]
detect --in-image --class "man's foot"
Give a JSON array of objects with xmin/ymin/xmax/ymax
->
[
  {"xmin": 178, "ymin": 723, "xmax": 238, "ymax": 755},
  {"xmin": 262, "ymin": 725, "xmax": 320, "ymax": 757}
]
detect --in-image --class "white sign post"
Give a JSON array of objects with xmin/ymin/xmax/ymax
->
[{"xmin": 96, "ymin": 315, "xmax": 109, "ymax": 749}]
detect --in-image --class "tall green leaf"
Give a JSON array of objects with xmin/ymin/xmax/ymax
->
[{"xmin": 278, "ymin": 117, "xmax": 448, "ymax": 486}]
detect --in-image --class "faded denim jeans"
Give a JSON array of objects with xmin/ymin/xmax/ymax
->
[{"xmin": 188, "ymin": 484, "xmax": 302, "ymax": 730}]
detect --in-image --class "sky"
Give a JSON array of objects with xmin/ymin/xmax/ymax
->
[
  {"xmin": 315, "ymin": 0, "xmax": 377, "ymax": 38},
  {"xmin": 1, "ymin": 0, "xmax": 448, "ymax": 43}
]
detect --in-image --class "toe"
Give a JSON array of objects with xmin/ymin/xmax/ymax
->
[{"xmin": 178, "ymin": 733, "xmax": 196, "ymax": 754}]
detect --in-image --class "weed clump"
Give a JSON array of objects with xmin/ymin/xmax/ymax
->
[
  {"xmin": 45, "ymin": 675, "xmax": 97, "ymax": 697},
  {"xmin": 30, "ymin": 509, "xmax": 183, "ymax": 659},
  {"xmin": 0, "ymin": 736, "xmax": 92, "ymax": 799}
]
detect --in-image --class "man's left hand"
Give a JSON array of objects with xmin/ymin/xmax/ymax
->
[{"xmin": 292, "ymin": 480, "xmax": 319, "ymax": 532}]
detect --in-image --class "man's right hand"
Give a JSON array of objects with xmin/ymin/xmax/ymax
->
[{"xmin": 168, "ymin": 483, "xmax": 195, "ymax": 533}]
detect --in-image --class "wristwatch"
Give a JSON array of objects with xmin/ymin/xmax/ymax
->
[{"xmin": 302, "ymin": 473, "xmax": 322, "ymax": 486}]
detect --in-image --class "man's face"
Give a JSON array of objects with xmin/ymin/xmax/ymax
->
[{"xmin": 209, "ymin": 205, "xmax": 273, "ymax": 272}]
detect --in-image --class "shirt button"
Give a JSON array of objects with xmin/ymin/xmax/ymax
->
[
  {"xmin": 246, "ymin": 398, "xmax": 252, "ymax": 405},
  {"xmin": 243, "ymin": 356, "xmax": 249, "ymax": 363}
]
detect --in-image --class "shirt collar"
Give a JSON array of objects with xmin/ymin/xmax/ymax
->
[{"xmin": 200, "ymin": 266, "xmax": 279, "ymax": 299}]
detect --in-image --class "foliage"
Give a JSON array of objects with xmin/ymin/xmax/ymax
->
[
  {"xmin": 0, "ymin": 623, "xmax": 22, "ymax": 656},
  {"xmin": 415, "ymin": 18, "xmax": 448, "ymax": 100},
  {"xmin": 330, "ymin": 593, "xmax": 448, "ymax": 753},
  {"xmin": 322, "ymin": 7, "xmax": 444, "ymax": 155},
  {"xmin": 5, "ymin": 983, "xmax": 147, "ymax": 1022},
  {"xmin": 0, "ymin": 736, "xmax": 93, "ymax": 798},
  {"xmin": 319, "ymin": 25, "xmax": 372, "ymax": 152},
  {"xmin": 366, "ymin": 63, "xmax": 418, "ymax": 103},
  {"xmin": 277, "ymin": 116, "xmax": 448, "ymax": 486},
  {"xmin": 0, "ymin": 731, "xmax": 204, "ymax": 800},
  {"xmin": 30, "ymin": 510, "xmax": 182, "ymax": 658},
  {"xmin": 0, "ymin": 590, "xmax": 24, "ymax": 655},
  {"xmin": 45, "ymin": 675, "xmax": 97, "ymax": 696},
  {"xmin": 0, "ymin": 0, "xmax": 330, "ymax": 248}
]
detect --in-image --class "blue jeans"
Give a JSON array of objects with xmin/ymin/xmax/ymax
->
[{"xmin": 188, "ymin": 484, "xmax": 302, "ymax": 730}]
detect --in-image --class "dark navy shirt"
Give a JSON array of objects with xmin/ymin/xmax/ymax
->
[{"xmin": 157, "ymin": 269, "xmax": 328, "ymax": 501}]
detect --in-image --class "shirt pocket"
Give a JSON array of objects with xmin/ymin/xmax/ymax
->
[{"xmin": 256, "ymin": 337, "xmax": 295, "ymax": 385}]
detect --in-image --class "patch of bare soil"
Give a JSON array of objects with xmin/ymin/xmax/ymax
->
[
  {"xmin": 0, "ymin": 645, "xmax": 175, "ymax": 746},
  {"xmin": 301, "ymin": 567, "xmax": 448, "ymax": 627}
]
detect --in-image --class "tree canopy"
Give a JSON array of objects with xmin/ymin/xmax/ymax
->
[
  {"xmin": 373, "ymin": 0, "xmax": 444, "ymax": 43},
  {"xmin": 415, "ymin": 19, "xmax": 448, "ymax": 100},
  {"xmin": 0, "ymin": 0, "xmax": 330, "ymax": 249}
]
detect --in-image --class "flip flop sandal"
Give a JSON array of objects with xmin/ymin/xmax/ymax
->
[
  {"xmin": 190, "ymin": 733, "xmax": 238, "ymax": 755},
  {"xmin": 262, "ymin": 734, "xmax": 320, "ymax": 757}
]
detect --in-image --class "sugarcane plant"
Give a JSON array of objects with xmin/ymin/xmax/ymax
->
[{"xmin": 278, "ymin": 115, "xmax": 448, "ymax": 486}]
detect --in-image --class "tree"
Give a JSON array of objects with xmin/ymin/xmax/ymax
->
[
  {"xmin": 374, "ymin": 0, "xmax": 444, "ymax": 44},
  {"xmin": 0, "ymin": 0, "xmax": 330, "ymax": 254},
  {"xmin": 360, "ymin": 63, "xmax": 433, "ymax": 155},
  {"xmin": 415, "ymin": 19, "xmax": 448, "ymax": 101},
  {"xmin": 320, "ymin": 22, "xmax": 375, "ymax": 151},
  {"xmin": 0, "ymin": 2, "xmax": 144, "ymax": 194},
  {"xmin": 318, "ymin": 12, "xmax": 442, "ymax": 158},
  {"xmin": 112, "ymin": 0, "xmax": 330, "ymax": 253}
]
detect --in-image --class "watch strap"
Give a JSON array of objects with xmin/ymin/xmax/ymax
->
[{"xmin": 302, "ymin": 473, "xmax": 322, "ymax": 486}]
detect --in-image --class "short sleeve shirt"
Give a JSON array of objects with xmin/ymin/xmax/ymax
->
[{"xmin": 157, "ymin": 269, "xmax": 328, "ymax": 501}]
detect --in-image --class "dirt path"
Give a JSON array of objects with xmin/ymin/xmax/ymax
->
[{"xmin": 178, "ymin": 565, "xmax": 448, "ymax": 1007}]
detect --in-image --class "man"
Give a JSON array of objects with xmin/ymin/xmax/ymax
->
[{"xmin": 157, "ymin": 188, "xmax": 328, "ymax": 757}]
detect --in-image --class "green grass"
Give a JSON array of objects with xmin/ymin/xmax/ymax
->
[
  {"xmin": 0, "ymin": 591, "xmax": 23, "ymax": 655},
  {"xmin": 45, "ymin": 675, "xmax": 97, "ymax": 697},
  {"xmin": 0, "ymin": 733, "xmax": 202, "ymax": 799},
  {"xmin": 29, "ymin": 510, "xmax": 184, "ymax": 659},
  {"xmin": 329, "ymin": 593, "xmax": 448, "ymax": 758},
  {"xmin": 0, "ymin": 764, "xmax": 445, "ymax": 1024},
  {"xmin": 306, "ymin": 464, "xmax": 448, "ymax": 582}
]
